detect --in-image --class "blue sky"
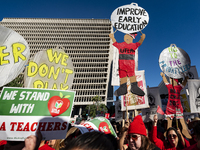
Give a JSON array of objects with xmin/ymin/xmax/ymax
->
[{"xmin": 1, "ymin": 0, "xmax": 200, "ymax": 88}]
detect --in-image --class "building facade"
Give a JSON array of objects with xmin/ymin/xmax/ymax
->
[{"xmin": 0, "ymin": 18, "xmax": 113, "ymax": 115}]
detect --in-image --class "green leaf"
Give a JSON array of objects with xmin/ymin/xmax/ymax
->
[
  {"xmin": 64, "ymin": 95, "xmax": 71, "ymax": 98},
  {"xmin": 60, "ymin": 92, "xmax": 63, "ymax": 98}
]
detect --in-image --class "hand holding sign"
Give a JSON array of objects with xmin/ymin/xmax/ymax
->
[{"xmin": 111, "ymin": 3, "xmax": 149, "ymax": 34}]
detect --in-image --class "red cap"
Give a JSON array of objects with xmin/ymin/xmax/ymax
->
[
  {"xmin": 129, "ymin": 33, "xmax": 137, "ymax": 39},
  {"xmin": 128, "ymin": 115, "xmax": 147, "ymax": 136}
]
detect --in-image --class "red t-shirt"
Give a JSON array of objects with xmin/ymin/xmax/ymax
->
[
  {"xmin": 39, "ymin": 144, "xmax": 55, "ymax": 150},
  {"xmin": 113, "ymin": 42, "xmax": 140, "ymax": 57}
]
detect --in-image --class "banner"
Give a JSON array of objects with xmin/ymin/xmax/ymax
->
[
  {"xmin": 142, "ymin": 87, "xmax": 163, "ymax": 122},
  {"xmin": 75, "ymin": 117, "xmax": 117, "ymax": 137},
  {"xmin": 121, "ymin": 70, "xmax": 149, "ymax": 111},
  {"xmin": 24, "ymin": 48, "xmax": 74, "ymax": 90},
  {"xmin": 159, "ymin": 44, "xmax": 191, "ymax": 79},
  {"xmin": 0, "ymin": 25, "xmax": 30, "ymax": 87},
  {"xmin": 111, "ymin": 3, "xmax": 149, "ymax": 34},
  {"xmin": 188, "ymin": 79, "xmax": 200, "ymax": 113},
  {"xmin": 0, "ymin": 87, "xmax": 75, "ymax": 141}
]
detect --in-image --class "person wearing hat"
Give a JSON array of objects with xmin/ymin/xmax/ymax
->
[
  {"xmin": 109, "ymin": 32, "xmax": 145, "ymax": 97},
  {"xmin": 119, "ymin": 115, "xmax": 160, "ymax": 150}
]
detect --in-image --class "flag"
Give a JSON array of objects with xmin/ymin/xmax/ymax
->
[{"xmin": 157, "ymin": 105, "xmax": 164, "ymax": 115}]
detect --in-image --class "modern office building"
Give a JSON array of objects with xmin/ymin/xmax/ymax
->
[{"xmin": 0, "ymin": 18, "xmax": 114, "ymax": 115}]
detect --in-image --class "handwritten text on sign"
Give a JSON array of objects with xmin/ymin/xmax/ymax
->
[
  {"xmin": 24, "ymin": 49, "xmax": 74, "ymax": 90},
  {"xmin": 0, "ymin": 25, "xmax": 30, "ymax": 87},
  {"xmin": 111, "ymin": 3, "xmax": 149, "ymax": 34},
  {"xmin": 159, "ymin": 45, "xmax": 191, "ymax": 79}
]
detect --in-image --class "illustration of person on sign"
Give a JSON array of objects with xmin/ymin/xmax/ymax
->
[
  {"xmin": 109, "ymin": 32, "xmax": 145, "ymax": 97},
  {"xmin": 160, "ymin": 72, "xmax": 191, "ymax": 139}
]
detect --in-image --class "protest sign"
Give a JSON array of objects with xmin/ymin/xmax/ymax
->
[
  {"xmin": 188, "ymin": 79, "xmax": 200, "ymax": 113},
  {"xmin": 159, "ymin": 44, "xmax": 191, "ymax": 79},
  {"xmin": 24, "ymin": 48, "xmax": 74, "ymax": 90},
  {"xmin": 160, "ymin": 66, "xmax": 198, "ymax": 115},
  {"xmin": 0, "ymin": 25, "xmax": 30, "ymax": 87},
  {"xmin": 142, "ymin": 87, "xmax": 163, "ymax": 122},
  {"xmin": 0, "ymin": 87, "xmax": 75, "ymax": 141},
  {"xmin": 121, "ymin": 70, "xmax": 149, "ymax": 111},
  {"xmin": 75, "ymin": 117, "xmax": 117, "ymax": 137},
  {"xmin": 111, "ymin": 3, "xmax": 149, "ymax": 34}
]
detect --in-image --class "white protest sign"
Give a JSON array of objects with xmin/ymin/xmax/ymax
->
[
  {"xmin": 24, "ymin": 48, "xmax": 74, "ymax": 90},
  {"xmin": 0, "ymin": 87, "xmax": 75, "ymax": 141},
  {"xmin": 159, "ymin": 44, "xmax": 191, "ymax": 79},
  {"xmin": 111, "ymin": 3, "xmax": 149, "ymax": 34},
  {"xmin": 121, "ymin": 70, "xmax": 149, "ymax": 111},
  {"xmin": 0, "ymin": 25, "xmax": 30, "ymax": 87}
]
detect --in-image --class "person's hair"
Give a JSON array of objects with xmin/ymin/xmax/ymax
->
[
  {"xmin": 193, "ymin": 121, "xmax": 200, "ymax": 140},
  {"xmin": 139, "ymin": 135, "xmax": 157, "ymax": 150},
  {"xmin": 64, "ymin": 131, "xmax": 117, "ymax": 150},
  {"xmin": 166, "ymin": 127, "xmax": 184, "ymax": 149}
]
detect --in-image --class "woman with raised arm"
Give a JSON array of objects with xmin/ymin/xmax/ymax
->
[{"xmin": 152, "ymin": 114, "xmax": 190, "ymax": 150}]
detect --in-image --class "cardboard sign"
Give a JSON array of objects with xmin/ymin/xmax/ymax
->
[
  {"xmin": 24, "ymin": 48, "xmax": 74, "ymax": 90},
  {"xmin": 75, "ymin": 117, "xmax": 117, "ymax": 137},
  {"xmin": 111, "ymin": 46, "xmax": 138, "ymax": 86},
  {"xmin": 159, "ymin": 44, "xmax": 191, "ymax": 79},
  {"xmin": 111, "ymin": 3, "xmax": 149, "ymax": 34},
  {"xmin": 121, "ymin": 70, "xmax": 149, "ymax": 111},
  {"xmin": 0, "ymin": 25, "xmax": 30, "ymax": 87},
  {"xmin": 0, "ymin": 87, "xmax": 75, "ymax": 141}
]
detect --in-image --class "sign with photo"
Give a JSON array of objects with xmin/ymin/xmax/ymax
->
[
  {"xmin": 24, "ymin": 48, "xmax": 74, "ymax": 90},
  {"xmin": 0, "ymin": 25, "xmax": 30, "ymax": 87},
  {"xmin": 0, "ymin": 87, "xmax": 75, "ymax": 141},
  {"xmin": 121, "ymin": 70, "xmax": 149, "ymax": 111},
  {"xmin": 111, "ymin": 3, "xmax": 149, "ymax": 33}
]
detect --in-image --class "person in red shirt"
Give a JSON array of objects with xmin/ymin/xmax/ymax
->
[
  {"xmin": 109, "ymin": 32, "xmax": 145, "ymax": 97},
  {"xmin": 152, "ymin": 114, "xmax": 190, "ymax": 150}
]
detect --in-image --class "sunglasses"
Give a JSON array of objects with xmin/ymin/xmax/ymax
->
[
  {"xmin": 168, "ymin": 134, "xmax": 177, "ymax": 139},
  {"xmin": 126, "ymin": 135, "xmax": 140, "ymax": 141}
]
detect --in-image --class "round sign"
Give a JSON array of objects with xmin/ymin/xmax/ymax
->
[
  {"xmin": 0, "ymin": 25, "xmax": 30, "ymax": 87},
  {"xmin": 159, "ymin": 44, "xmax": 191, "ymax": 79},
  {"xmin": 24, "ymin": 48, "xmax": 74, "ymax": 90},
  {"xmin": 111, "ymin": 3, "xmax": 149, "ymax": 34}
]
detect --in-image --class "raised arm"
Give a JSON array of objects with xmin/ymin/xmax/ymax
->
[
  {"xmin": 109, "ymin": 33, "xmax": 116, "ymax": 43},
  {"xmin": 138, "ymin": 33, "xmax": 146, "ymax": 45},
  {"xmin": 160, "ymin": 72, "xmax": 169, "ymax": 84},
  {"xmin": 119, "ymin": 120, "xmax": 129, "ymax": 150},
  {"xmin": 152, "ymin": 114, "xmax": 164, "ymax": 150}
]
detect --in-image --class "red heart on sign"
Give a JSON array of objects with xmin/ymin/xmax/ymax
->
[{"xmin": 48, "ymin": 96, "xmax": 70, "ymax": 117}]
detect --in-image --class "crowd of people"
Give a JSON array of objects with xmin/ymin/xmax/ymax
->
[{"xmin": 0, "ymin": 114, "xmax": 200, "ymax": 150}]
